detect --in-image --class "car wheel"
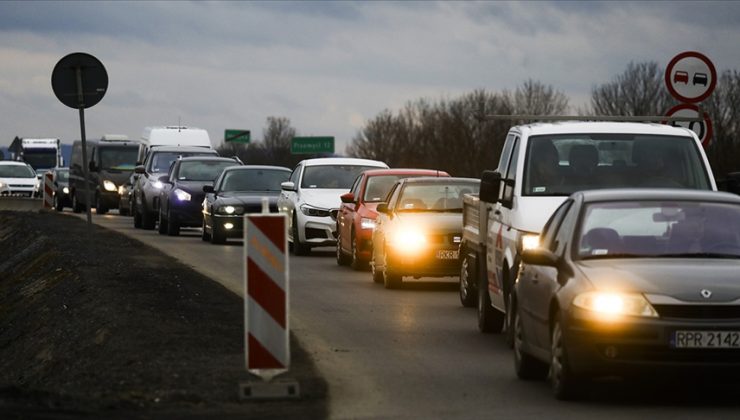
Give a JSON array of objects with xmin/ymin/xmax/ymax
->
[
  {"xmin": 133, "ymin": 203, "xmax": 142, "ymax": 228},
  {"xmin": 350, "ymin": 230, "xmax": 366, "ymax": 271},
  {"xmin": 158, "ymin": 208, "xmax": 168, "ymax": 235},
  {"xmin": 477, "ymin": 269, "xmax": 504, "ymax": 333},
  {"xmin": 72, "ymin": 192, "xmax": 83, "ymax": 213},
  {"xmin": 459, "ymin": 253, "xmax": 477, "ymax": 308},
  {"xmin": 141, "ymin": 207, "xmax": 156, "ymax": 230},
  {"xmin": 336, "ymin": 228, "xmax": 350, "ymax": 266},
  {"xmin": 54, "ymin": 194, "xmax": 63, "ymax": 212},
  {"xmin": 166, "ymin": 209, "xmax": 180, "ymax": 236},
  {"xmin": 513, "ymin": 299, "xmax": 548, "ymax": 380},
  {"xmin": 382, "ymin": 248, "xmax": 402, "ymax": 289},
  {"xmin": 292, "ymin": 215, "xmax": 310, "ymax": 256},
  {"xmin": 371, "ymin": 250, "xmax": 383, "ymax": 283},
  {"xmin": 95, "ymin": 194, "xmax": 108, "ymax": 215},
  {"xmin": 201, "ymin": 218, "xmax": 211, "ymax": 242},
  {"xmin": 550, "ymin": 314, "xmax": 582, "ymax": 400},
  {"xmin": 211, "ymin": 223, "xmax": 226, "ymax": 244}
]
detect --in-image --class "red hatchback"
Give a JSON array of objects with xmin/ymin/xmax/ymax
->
[{"xmin": 336, "ymin": 168, "xmax": 450, "ymax": 269}]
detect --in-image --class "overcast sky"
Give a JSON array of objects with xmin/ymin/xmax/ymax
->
[{"xmin": 1, "ymin": 1, "xmax": 739, "ymax": 153}]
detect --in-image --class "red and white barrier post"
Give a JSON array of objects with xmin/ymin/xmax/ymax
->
[
  {"xmin": 241, "ymin": 209, "xmax": 298, "ymax": 399},
  {"xmin": 42, "ymin": 172, "xmax": 54, "ymax": 209}
]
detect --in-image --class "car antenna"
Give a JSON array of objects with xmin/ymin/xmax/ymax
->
[{"xmin": 178, "ymin": 117, "xmax": 181, "ymax": 132}]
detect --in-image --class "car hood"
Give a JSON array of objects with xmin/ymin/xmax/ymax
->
[
  {"xmin": 299, "ymin": 188, "xmax": 347, "ymax": 210},
  {"xmin": 0, "ymin": 177, "xmax": 36, "ymax": 186},
  {"xmin": 216, "ymin": 192, "xmax": 281, "ymax": 205},
  {"xmin": 174, "ymin": 180, "xmax": 213, "ymax": 192},
  {"xmin": 392, "ymin": 212, "xmax": 463, "ymax": 234},
  {"xmin": 99, "ymin": 170, "xmax": 133, "ymax": 185},
  {"xmin": 576, "ymin": 259, "xmax": 740, "ymax": 303}
]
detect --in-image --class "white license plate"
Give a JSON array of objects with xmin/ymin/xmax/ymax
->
[
  {"xmin": 436, "ymin": 250, "xmax": 459, "ymax": 260},
  {"xmin": 673, "ymin": 330, "xmax": 740, "ymax": 349}
]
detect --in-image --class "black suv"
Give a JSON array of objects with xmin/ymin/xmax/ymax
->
[{"xmin": 157, "ymin": 156, "xmax": 241, "ymax": 236}]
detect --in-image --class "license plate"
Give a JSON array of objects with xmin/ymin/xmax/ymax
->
[
  {"xmin": 672, "ymin": 330, "xmax": 740, "ymax": 349},
  {"xmin": 436, "ymin": 250, "xmax": 459, "ymax": 260}
]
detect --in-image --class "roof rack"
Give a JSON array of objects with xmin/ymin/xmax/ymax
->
[{"xmin": 484, "ymin": 114, "xmax": 703, "ymax": 123}]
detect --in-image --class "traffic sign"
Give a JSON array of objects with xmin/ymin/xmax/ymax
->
[
  {"xmin": 51, "ymin": 52, "xmax": 108, "ymax": 109},
  {"xmin": 665, "ymin": 51, "xmax": 717, "ymax": 103},
  {"xmin": 291, "ymin": 136, "xmax": 334, "ymax": 154},
  {"xmin": 225, "ymin": 129, "xmax": 251, "ymax": 143},
  {"xmin": 664, "ymin": 103, "xmax": 713, "ymax": 147}
]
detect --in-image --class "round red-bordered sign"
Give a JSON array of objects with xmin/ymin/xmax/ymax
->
[
  {"xmin": 663, "ymin": 103, "xmax": 713, "ymax": 148},
  {"xmin": 665, "ymin": 51, "xmax": 717, "ymax": 103}
]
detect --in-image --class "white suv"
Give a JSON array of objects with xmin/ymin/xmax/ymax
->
[
  {"xmin": 0, "ymin": 161, "xmax": 38, "ymax": 197},
  {"xmin": 279, "ymin": 157, "xmax": 388, "ymax": 255}
]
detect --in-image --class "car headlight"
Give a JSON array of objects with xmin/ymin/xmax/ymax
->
[
  {"xmin": 300, "ymin": 204, "xmax": 331, "ymax": 217},
  {"xmin": 174, "ymin": 189, "xmax": 191, "ymax": 201},
  {"xmin": 152, "ymin": 180, "xmax": 164, "ymax": 189},
  {"xmin": 573, "ymin": 292, "xmax": 658, "ymax": 318},
  {"xmin": 0, "ymin": 182, "xmax": 5, "ymax": 188},
  {"xmin": 118, "ymin": 185, "xmax": 125, "ymax": 195},
  {"xmin": 103, "ymin": 180, "xmax": 117, "ymax": 192},
  {"xmin": 62, "ymin": 186, "xmax": 69, "ymax": 194},
  {"xmin": 389, "ymin": 228, "xmax": 427, "ymax": 252},
  {"xmin": 218, "ymin": 205, "xmax": 244, "ymax": 215},
  {"xmin": 360, "ymin": 217, "xmax": 376, "ymax": 230},
  {"xmin": 519, "ymin": 233, "xmax": 540, "ymax": 251}
]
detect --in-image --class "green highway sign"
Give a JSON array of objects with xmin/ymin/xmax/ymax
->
[
  {"xmin": 225, "ymin": 129, "xmax": 251, "ymax": 143},
  {"xmin": 291, "ymin": 136, "xmax": 335, "ymax": 154}
]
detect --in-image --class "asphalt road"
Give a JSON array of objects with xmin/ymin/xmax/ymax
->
[{"xmin": 38, "ymin": 206, "xmax": 740, "ymax": 419}]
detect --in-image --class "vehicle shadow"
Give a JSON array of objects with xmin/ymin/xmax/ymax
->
[{"xmin": 393, "ymin": 279, "xmax": 457, "ymax": 292}]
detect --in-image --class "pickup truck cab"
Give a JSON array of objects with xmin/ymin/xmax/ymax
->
[{"xmin": 460, "ymin": 121, "xmax": 717, "ymax": 336}]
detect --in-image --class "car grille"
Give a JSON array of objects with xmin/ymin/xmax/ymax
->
[
  {"xmin": 596, "ymin": 344, "xmax": 740, "ymax": 364},
  {"xmin": 427, "ymin": 233, "xmax": 462, "ymax": 245},
  {"xmin": 654, "ymin": 305, "xmax": 740, "ymax": 320},
  {"xmin": 306, "ymin": 227, "xmax": 328, "ymax": 240}
]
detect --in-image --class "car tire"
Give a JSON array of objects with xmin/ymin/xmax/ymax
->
[
  {"xmin": 550, "ymin": 314, "xmax": 583, "ymax": 400},
  {"xmin": 201, "ymin": 218, "xmax": 211, "ymax": 242},
  {"xmin": 382, "ymin": 249, "xmax": 402, "ymax": 289},
  {"xmin": 119, "ymin": 207, "xmax": 129, "ymax": 216},
  {"xmin": 211, "ymin": 223, "xmax": 226, "ymax": 244},
  {"xmin": 371, "ymin": 251, "xmax": 383, "ymax": 283},
  {"xmin": 350, "ymin": 230, "xmax": 365, "ymax": 271},
  {"xmin": 72, "ymin": 192, "xmax": 83, "ymax": 213},
  {"xmin": 133, "ymin": 203, "xmax": 142, "ymax": 228},
  {"xmin": 95, "ymin": 194, "xmax": 108, "ymax": 215},
  {"xmin": 513, "ymin": 299, "xmax": 548, "ymax": 380},
  {"xmin": 54, "ymin": 194, "xmax": 63, "ymax": 212},
  {"xmin": 141, "ymin": 208, "xmax": 156, "ymax": 230},
  {"xmin": 459, "ymin": 253, "xmax": 477, "ymax": 308},
  {"xmin": 166, "ymin": 209, "xmax": 180, "ymax": 236},
  {"xmin": 477, "ymin": 268, "xmax": 504, "ymax": 333},
  {"xmin": 336, "ymin": 228, "xmax": 350, "ymax": 266},
  {"xmin": 158, "ymin": 209, "xmax": 168, "ymax": 235},
  {"xmin": 292, "ymin": 215, "xmax": 310, "ymax": 256}
]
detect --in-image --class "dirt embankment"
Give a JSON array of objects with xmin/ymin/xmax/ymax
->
[{"xmin": 0, "ymin": 211, "xmax": 327, "ymax": 418}]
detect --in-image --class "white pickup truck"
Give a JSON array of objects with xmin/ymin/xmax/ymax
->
[{"xmin": 459, "ymin": 121, "xmax": 717, "ymax": 337}]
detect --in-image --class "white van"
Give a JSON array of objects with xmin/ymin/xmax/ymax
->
[{"xmin": 137, "ymin": 126, "xmax": 212, "ymax": 164}]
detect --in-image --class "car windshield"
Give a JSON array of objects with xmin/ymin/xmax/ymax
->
[
  {"xmin": 0, "ymin": 165, "xmax": 35, "ymax": 178},
  {"xmin": 148, "ymin": 151, "xmax": 215, "ymax": 173},
  {"xmin": 219, "ymin": 169, "xmax": 289, "ymax": 192},
  {"xmin": 524, "ymin": 134, "xmax": 711, "ymax": 196},
  {"xmin": 302, "ymin": 165, "xmax": 381, "ymax": 189},
  {"xmin": 22, "ymin": 148, "xmax": 57, "ymax": 170},
  {"xmin": 577, "ymin": 200, "xmax": 740, "ymax": 260},
  {"xmin": 364, "ymin": 174, "xmax": 434, "ymax": 202},
  {"xmin": 99, "ymin": 146, "xmax": 138, "ymax": 171},
  {"xmin": 177, "ymin": 161, "xmax": 234, "ymax": 182},
  {"xmin": 395, "ymin": 181, "xmax": 480, "ymax": 212},
  {"xmin": 56, "ymin": 170, "xmax": 69, "ymax": 182}
]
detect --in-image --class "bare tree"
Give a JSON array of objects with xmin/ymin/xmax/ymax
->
[{"xmin": 589, "ymin": 61, "xmax": 672, "ymax": 116}]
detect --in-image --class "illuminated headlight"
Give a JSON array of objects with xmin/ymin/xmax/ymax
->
[
  {"xmin": 103, "ymin": 180, "xmax": 117, "ymax": 191},
  {"xmin": 573, "ymin": 292, "xmax": 658, "ymax": 318},
  {"xmin": 174, "ymin": 189, "xmax": 191, "ymax": 201},
  {"xmin": 300, "ymin": 204, "xmax": 331, "ymax": 217},
  {"xmin": 62, "ymin": 186, "xmax": 69, "ymax": 194},
  {"xmin": 389, "ymin": 229, "xmax": 427, "ymax": 252},
  {"xmin": 224, "ymin": 223, "xmax": 235, "ymax": 230},
  {"xmin": 360, "ymin": 217, "xmax": 376, "ymax": 230},
  {"xmin": 218, "ymin": 205, "xmax": 244, "ymax": 215},
  {"xmin": 152, "ymin": 180, "xmax": 164, "ymax": 189},
  {"xmin": 520, "ymin": 233, "xmax": 540, "ymax": 251},
  {"xmin": 0, "ymin": 182, "xmax": 6, "ymax": 188},
  {"xmin": 117, "ymin": 185, "xmax": 125, "ymax": 195}
]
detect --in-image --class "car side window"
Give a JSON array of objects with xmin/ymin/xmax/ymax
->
[
  {"xmin": 385, "ymin": 183, "xmax": 401, "ymax": 210},
  {"xmin": 540, "ymin": 199, "xmax": 573, "ymax": 251},
  {"xmin": 349, "ymin": 175, "xmax": 363, "ymax": 198},
  {"xmin": 289, "ymin": 165, "xmax": 301, "ymax": 186},
  {"xmin": 497, "ymin": 134, "xmax": 516, "ymax": 174},
  {"xmin": 505, "ymin": 136, "xmax": 520, "ymax": 181},
  {"xmin": 550, "ymin": 202, "xmax": 578, "ymax": 255}
]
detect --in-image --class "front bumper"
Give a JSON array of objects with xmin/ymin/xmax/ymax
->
[
  {"xmin": 212, "ymin": 214, "xmax": 244, "ymax": 238},
  {"xmin": 355, "ymin": 227, "xmax": 374, "ymax": 261},
  {"xmin": 297, "ymin": 213, "xmax": 337, "ymax": 247},
  {"xmin": 385, "ymin": 245, "xmax": 461, "ymax": 278},
  {"xmin": 169, "ymin": 199, "xmax": 204, "ymax": 227},
  {"xmin": 564, "ymin": 307, "xmax": 740, "ymax": 377},
  {"xmin": 100, "ymin": 191, "xmax": 120, "ymax": 208}
]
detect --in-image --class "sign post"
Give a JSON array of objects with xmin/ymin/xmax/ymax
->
[{"xmin": 291, "ymin": 136, "xmax": 335, "ymax": 154}]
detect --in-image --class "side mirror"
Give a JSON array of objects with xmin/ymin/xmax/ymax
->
[
  {"xmin": 340, "ymin": 192, "xmax": 355, "ymax": 204},
  {"xmin": 203, "ymin": 185, "xmax": 215, "ymax": 193},
  {"xmin": 134, "ymin": 165, "xmax": 146, "ymax": 174},
  {"xmin": 376, "ymin": 203, "xmax": 389, "ymax": 214},
  {"xmin": 158, "ymin": 175, "xmax": 170, "ymax": 184},
  {"xmin": 521, "ymin": 248, "xmax": 559, "ymax": 267},
  {"xmin": 479, "ymin": 170, "xmax": 501, "ymax": 203},
  {"xmin": 88, "ymin": 161, "xmax": 98, "ymax": 172},
  {"xmin": 281, "ymin": 181, "xmax": 296, "ymax": 192}
]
